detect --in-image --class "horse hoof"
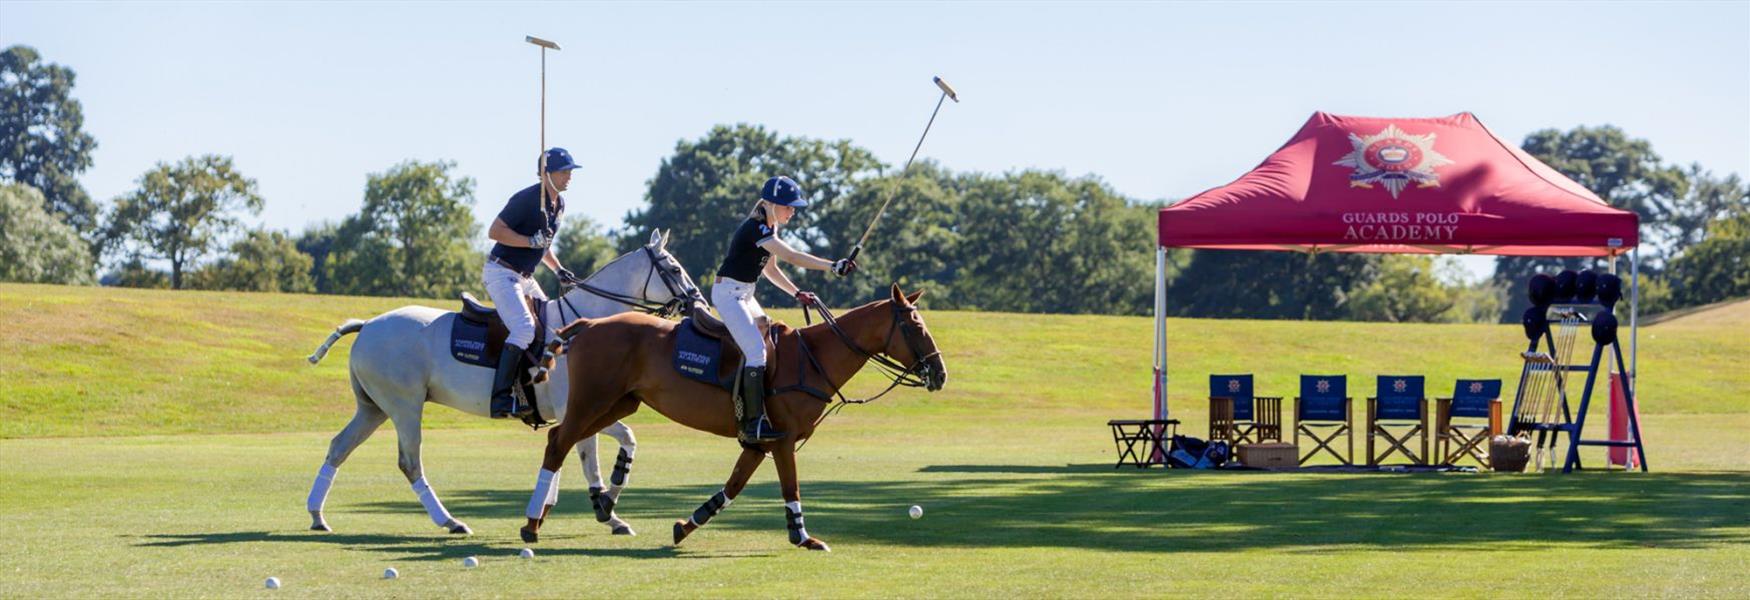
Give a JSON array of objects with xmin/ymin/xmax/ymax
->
[
  {"xmin": 520, "ymin": 526, "xmax": 539, "ymax": 544},
  {"xmin": 799, "ymin": 538, "xmax": 831, "ymax": 552},
  {"xmin": 446, "ymin": 521, "xmax": 472, "ymax": 535},
  {"xmin": 612, "ymin": 525, "xmax": 636, "ymax": 536},
  {"xmin": 672, "ymin": 520, "xmax": 691, "ymax": 545},
  {"xmin": 309, "ymin": 523, "xmax": 331, "ymax": 532}
]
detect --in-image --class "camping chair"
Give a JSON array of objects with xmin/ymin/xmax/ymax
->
[
  {"xmin": 1436, "ymin": 379, "xmax": 1503, "ymax": 467},
  {"xmin": 1295, "ymin": 375, "xmax": 1352, "ymax": 466},
  {"xmin": 1208, "ymin": 374, "xmax": 1283, "ymax": 445},
  {"xmin": 1366, "ymin": 375, "xmax": 1429, "ymax": 466}
]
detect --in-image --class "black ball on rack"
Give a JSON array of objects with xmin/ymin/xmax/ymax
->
[
  {"xmin": 1576, "ymin": 270, "xmax": 1599, "ymax": 304},
  {"xmin": 1554, "ymin": 270, "xmax": 1578, "ymax": 303},
  {"xmin": 1591, "ymin": 310, "xmax": 1618, "ymax": 345},
  {"xmin": 1596, "ymin": 274, "xmax": 1623, "ymax": 309},
  {"xmin": 1527, "ymin": 274, "xmax": 1557, "ymax": 308},
  {"xmin": 1521, "ymin": 305, "xmax": 1549, "ymax": 342}
]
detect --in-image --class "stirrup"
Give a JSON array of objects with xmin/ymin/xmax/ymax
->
[{"xmin": 739, "ymin": 417, "xmax": 787, "ymax": 443}]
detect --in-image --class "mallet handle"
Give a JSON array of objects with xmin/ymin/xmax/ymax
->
[{"xmin": 853, "ymin": 86, "xmax": 950, "ymax": 251}]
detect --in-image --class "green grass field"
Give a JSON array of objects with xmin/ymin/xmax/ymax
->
[{"xmin": 2, "ymin": 283, "xmax": 1747, "ymax": 597}]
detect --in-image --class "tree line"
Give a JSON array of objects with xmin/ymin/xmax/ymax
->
[{"xmin": 4, "ymin": 45, "xmax": 1747, "ymax": 321}]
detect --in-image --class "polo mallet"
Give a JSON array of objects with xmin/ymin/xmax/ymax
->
[
  {"xmin": 847, "ymin": 76, "xmax": 959, "ymax": 262},
  {"xmin": 526, "ymin": 35, "xmax": 561, "ymax": 205}
]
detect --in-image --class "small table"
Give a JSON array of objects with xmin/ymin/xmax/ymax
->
[{"xmin": 1106, "ymin": 419, "xmax": 1180, "ymax": 468}]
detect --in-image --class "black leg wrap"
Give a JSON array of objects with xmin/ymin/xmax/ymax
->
[
  {"xmin": 786, "ymin": 506, "xmax": 807, "ymax": 545},
  {"xmin": 690, "ymin": 490, "xmax": 730, "ymax": 527},
  {"xmin": 590, "ymin": 487, "xmax": 613, "ymax": 523},
  {"xmin": 611, "ymin": 448, "xmax": 633, "ymax": 487}
]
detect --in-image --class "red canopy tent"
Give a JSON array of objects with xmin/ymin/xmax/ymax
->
[{"xmin": 1149, "ymin": 112, "xmax": 1641, "ymax": 435}]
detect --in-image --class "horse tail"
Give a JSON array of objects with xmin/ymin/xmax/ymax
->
[{"xmin": 307, "ymin": 319, "xmax": 367, "ymax": 364}]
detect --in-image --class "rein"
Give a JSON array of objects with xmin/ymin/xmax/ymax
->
[
  {"xmin": 788, "ymin": 301, "xmax": 941, "ymax": 449},
  {"xmin": 557, "ymin": 246, "xmax": 696, "ymax": 324}
]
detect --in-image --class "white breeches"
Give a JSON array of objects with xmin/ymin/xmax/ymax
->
[
  {"xmin": 482, "ymin": 261, "xmax": 548, "ymax": 349},
  {"xmin": 710, "ymin": 277, "xmax": 768, "ymax": 368}
]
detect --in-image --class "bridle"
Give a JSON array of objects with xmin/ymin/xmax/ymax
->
[
  {"xmin": 555, "ymin": 245, "xmax": 703, "ymax": 325},
  {"xmin": 796, "ymin": 300, "xmax": 942, "ymax": 404}
]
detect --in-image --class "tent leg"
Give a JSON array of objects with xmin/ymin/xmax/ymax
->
[{"xmin": 1153, "ymin": 247, "xmax": 1169, "ymax": 464}]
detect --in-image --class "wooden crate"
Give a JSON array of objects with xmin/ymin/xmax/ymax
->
[{"xmin": 1237, "ymin": 443, "xmax": 1299, "ymax": 470}]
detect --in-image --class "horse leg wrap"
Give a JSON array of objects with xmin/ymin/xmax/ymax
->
[
  {"xmin": 411, "ymin": 477, "xmax": 454, "ymax": 527},
  {"xmin": 611, "ymin": 447, "xmax": 634, "ymax": 487},
  {"xmin": 590, "ymin": 487, "xmax": 615, "ymax": 523},
  {"xmin": 785, "ymin": 501, "xmax": 809, "ymax": 545},
  {"xmin": 688, "ymin": 490, "xmax": 733, "ymax": 527},
  {"xmin": 527, "ymin": 469, "xmax": 558, "ymax": 520},
  {"xmin": 306, "ymin": 464, "xmax": 338, "ymax": 513}
]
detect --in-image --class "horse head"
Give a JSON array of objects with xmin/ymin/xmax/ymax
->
[
  {"xmin": 558, "ymin": 229, "xmax": 705, "ymax": 319},
  {"xmin": 884, "ymin": 283, "xmax": 947, "ymax": 392}
]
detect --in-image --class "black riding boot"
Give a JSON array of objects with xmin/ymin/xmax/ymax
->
[
  {"xmin": 736, "ymin": 366, "xmax": 785, "ymax": 443},
  {"xmin": 490, "ymin": 347, "xmax": 527, "ymax": 419}
]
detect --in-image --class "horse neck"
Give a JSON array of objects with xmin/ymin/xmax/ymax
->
[
  {"xmin": 549, "ymin": 251, "xmax": 661, "ymax": 324},
  {"xmin": 802, "ymin": 300, "xmax": 894, "ymax": 392}
]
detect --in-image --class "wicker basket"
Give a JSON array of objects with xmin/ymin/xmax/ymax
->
[
  {"xmin": 1237, "ymin": 443, "xmax": 1299, "ymax": 470},
  {"xmin": 1489, "ymin": 435, "xmax": 1531, "ymax": 472}
]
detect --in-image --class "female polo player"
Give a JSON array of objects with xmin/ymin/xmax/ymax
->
[
  {"xmin": 713, "ymin": 175, "xmax": 857, "ymax": 442},
  {"xmin": 483, "ymin": 147, "xmax": 584, "ymax": 419}
]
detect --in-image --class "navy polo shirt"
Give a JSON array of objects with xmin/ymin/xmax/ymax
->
[{"xmin": 489, "ymin": 183, "xmax": 563, "ymax": 275}]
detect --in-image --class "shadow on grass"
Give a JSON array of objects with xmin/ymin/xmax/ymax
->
[
  {"xmin": 136, "ymin": 470, "xmax": 1750, "ymax": 555},
  {"xmin": 133, "ymin": 530, "xmax": 766, "ymax": 561}
]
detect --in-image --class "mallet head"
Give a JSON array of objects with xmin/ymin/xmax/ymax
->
[
  {"xmin": 525, "ymin": 35, "xmax": 562, "ymax": 50},
  {"xmin": 933, "ymin": 76, "xmax": 959, "ymax": 103}
]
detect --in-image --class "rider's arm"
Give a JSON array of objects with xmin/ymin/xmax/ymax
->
[
  {"xmin": 541, "ymin": 249, "xmax": 563, "ymax": 273},
  {"xmin": 758, "ymin": 237, "xmax": 833, "ymax": 272},
  {"xmin": 489, "ymin": 218, "xmax": 543, "ymax": 248},
  {"xmin": 762, "ymin": 261, "xmax": 801, "ymax": 297}
]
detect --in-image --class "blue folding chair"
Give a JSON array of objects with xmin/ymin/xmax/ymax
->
[
  {"xmin": 1208, "ymin": 374, "xmax": 1283, "ymax": 445},
  {"xmin": 1367, "ymin": 375, "xmax": 1428, "ymax": 466},
  {"xmin": 1437, "ymin": 379, "xmax": 1503, "ymax": 467},
  {"xmin": 1295, "ymin": 375, "xmax": 1352, "ymax": 465}
]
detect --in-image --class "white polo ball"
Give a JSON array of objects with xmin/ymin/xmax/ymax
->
[
  {"xmin": 462, "ymin": 556, "xmax": 479, "ymax": 568},
  {"xmin": 519, "ymin": 548, "xmax": 535, "ymax": 559},
  {"xmin": 383, "ymin": 568, "xmax": 398, "ymax": 580},
  {"xmin": 264, "ymin": 577, "xmax": 281, "ymax": 590},
  {"xmin": 909, "ymin": 505, "xmax": 923, "ymax": 519}
]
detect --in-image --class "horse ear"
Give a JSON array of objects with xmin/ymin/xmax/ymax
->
[
  {"xmin": 889, "ymin": 282, "xmax": 902, "ymax": 302},
  {"xmin": 906, "ymin": 289, "xmax": 925, "ymax": 303},
  {"xmin": 657, "ymin": 230, "xmax": 670, "ymax": 250},
  {"xmin": 648, "ymin": 230, "xmax": 661, "ymax": 246}
]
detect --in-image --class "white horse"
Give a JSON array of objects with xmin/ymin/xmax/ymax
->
[{"xmin": 303, "ymin": 230, "xmax": 704, "ymax": 535}]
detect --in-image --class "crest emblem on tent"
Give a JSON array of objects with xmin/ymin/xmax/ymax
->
[{"xmin": 1333, "ymin": 124, "xmax": 1454, "ymax": 199}]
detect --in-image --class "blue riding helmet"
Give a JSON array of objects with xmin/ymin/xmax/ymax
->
[
  {"xmin": 760, "ymin": 176, "xmax": 808, "ymax": 207},
  {"xmin": 541, "ymin": 147, "xmax": 581, "ymax": 173}
]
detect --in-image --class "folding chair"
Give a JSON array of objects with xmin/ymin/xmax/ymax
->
[
  {"xmin": 1208, "ymin": 374, "xmax": 1283, "ymax": 445},
  {"xmin": 1295, "ymin": 375, "xmax": 1352, "ymax": 466},
  {"xmin": 1436, "ymin": 379, "xmax": 1503, "ymax": 467},
  {"xmin": 1367, "ymin": 375, "xmax": 1428, "ymax": 466}
]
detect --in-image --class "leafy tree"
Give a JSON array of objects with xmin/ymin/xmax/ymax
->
[
  {"xmin": 1345, "ymin": 256, "xmax": 1458, "ymax": 323},
  {"xmin": 1665, "ymin": 165, "xmax": 1750, "ymax": 257},
  {"xmin": 1663, "ymin": 212, "xmax": 1750, "ymax": 308},
  {"xmin": 0, "ymin": 46, "xmax": 98, "ymax": 234},
  {"xmin": 952, "ymin": 171, "xmax": 1156, "ymax": 314},
  {"xmin": 102, "ymin": 155, "xmax": 262, "ymax": 289},
  {"xmin": 0, "ymin": 183, "xmax": 94, "ymax": 284},
  {"xmin": 295, "ymin": 222, "xmax": 338, "ymax": 294},
  {"xmin": 1493, "ymin": 126, "xmax": 1687, "ymax": 321},
  {"xmin": 534, "ymin": 215, "xmax": 618, "ymax": 297},
  {"xmin": 803, "ymin": 161, "xmax": 963, "ymax": 306},
  {"xmin": 325, "ymin": 160, "xmax": 482, "ymax": 298},
  {"xmin": 1171, "ymin": 250, "xmax": 1380, "ymax": 320},
  {"xmin": 621, "ymin": 124, "xmax": 881, "ymax": 306},
  {"xmin": 189, "ymin": 229, "xmax": 315, "ymax": 293}
]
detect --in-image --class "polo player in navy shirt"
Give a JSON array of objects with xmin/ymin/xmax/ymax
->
[{"xmin": 483, "ymin": 148, "xmax": 584, "ymax": 419}]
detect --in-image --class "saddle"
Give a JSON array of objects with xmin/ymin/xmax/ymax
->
[
  {"xmin": 673, "ymin": 304, "xmax": 782, "ymax": 391},
  {"xmin": 450, "ymin": 292, "xmax": 544, "ymax": 368}
]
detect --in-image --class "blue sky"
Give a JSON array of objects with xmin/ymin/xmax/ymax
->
[{"xmin": 4, "ymin": 1, "xmax": 1747, "ymax": 279}]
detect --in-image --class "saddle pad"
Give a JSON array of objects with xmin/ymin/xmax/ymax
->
[
  {"xmin": 450, "ymin": 316, "xmax": 493, "ymax": 368},
  {"xmin": 673, "ymin": 318, "xmax": 725, "ymax": 388}
]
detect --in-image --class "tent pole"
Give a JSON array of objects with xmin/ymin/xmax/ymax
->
[
  {"xmin": 1630, "ymin": 247, "xmax": 1638, "ymax": 381},
  {"xmin": 1154, "ymin": 246, "xmax": 1168, "ymax": 421}
]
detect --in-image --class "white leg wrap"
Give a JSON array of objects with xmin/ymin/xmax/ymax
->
[
  {"xmin": 545, "ymin": 469, "xmax": 562, "ymax": 507},
  {"xmin": 527, "ymin": 469, "xmax": 557, "ymax": 520},
  {"xmin": 411, "ymin": 477, "xmax": 453, "ymax": 527},
  {"xmin": 306, "ymin": 464, "xmax": 338, "ymax": 513},
  {"xmin": 785, "ymin": 500, "xmax": 809, "ymax": 544}
]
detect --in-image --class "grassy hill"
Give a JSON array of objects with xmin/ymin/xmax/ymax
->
[{"xmin": 2, "ymin": 282, "xmax": 1745, "ymax": 439}]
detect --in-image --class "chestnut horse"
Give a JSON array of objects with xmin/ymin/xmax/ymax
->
[{"xmin": 519, "ymin": 284, "xmax": 946, "ymax": 551}]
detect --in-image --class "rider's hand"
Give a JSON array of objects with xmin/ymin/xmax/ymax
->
[
  {"xmin": 831, "ymin": 258, "xmax": 859, "ymax": 277},
  {"xmin": 795, "ymin": 291, "xmax": 821, "ymax": 307},
  {"xmin": 528, "ymin": 231, "xmax": 551, "ymax": 249},
  {"xmin": 556, "ymin": 267, "xmax": 580, "ymax": 286}
]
